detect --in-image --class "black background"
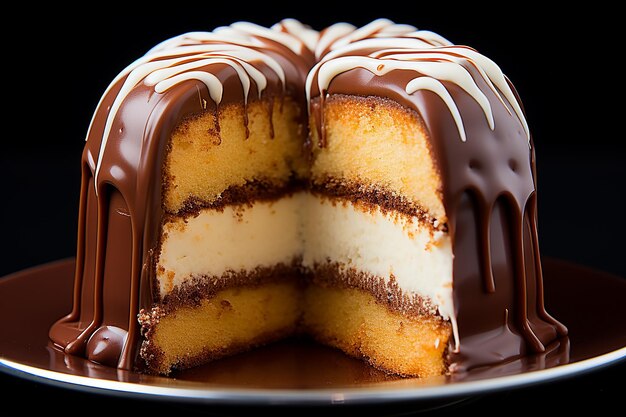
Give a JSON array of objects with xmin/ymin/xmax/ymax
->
[{"xmin": 0, "ymin": 6, "xmax": 624, "ymax": 415}]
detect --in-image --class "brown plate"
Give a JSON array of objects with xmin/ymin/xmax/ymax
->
[{"xmin": 0, "ymin": 258, "xmax": 625, "ymax": 405}]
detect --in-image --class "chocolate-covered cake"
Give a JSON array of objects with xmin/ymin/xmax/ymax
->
[{"xmin": 50, "ymin": 19, "xmax": 566, "ymax": 376}]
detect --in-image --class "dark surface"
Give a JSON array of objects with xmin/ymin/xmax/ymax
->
[
  {"xmin": 0, "ymin": 258, "xmax": 624, "ymax": 414},
  {"xmin": 1, "ymin": 9, "xmax": 624, "ymax": 416}
]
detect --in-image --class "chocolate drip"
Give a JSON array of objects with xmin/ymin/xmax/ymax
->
[
  {"xmin": 86, "ymin": 326, "xmax": 128, "ymax": 367},
  {"xmin": 268, "ymin": 96, "xmax": 275, "ymax": 139},
  {"xmin": 243, "ymin": 104, "xmax": 249, "ymax": 139}
]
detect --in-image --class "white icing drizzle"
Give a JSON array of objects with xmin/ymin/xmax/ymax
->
[
  {"xmin": 307, "ymin": 28, "xmax": 529, "ymax": 143},
  {"xmin": 328, "ymin": 18, "xmax": 405, "ymax": 51},
  {"xmin": 229, "ymin": 22, "xmax": 305, "ymax": 55},
  {"xmin": 313, "ymin": 56, "xmax": 479, "ymax": 141},
  {"xmin": 317, "ymin": 19, "xmax": 450, "ymax": 55},
  {"xmin": 402, "ymin": 30, "xmax": 452, "ymax": 47},
  {"xmin": 315, "ymin": 23, "xmax": 356, "ymax": 59},
  {"xmin": 148, "ymin": 32, "xmax": 257, "ymax": 53},
  {"xmin": 272, "ymin": 19, "xmax": 319, "ymax": 53}
]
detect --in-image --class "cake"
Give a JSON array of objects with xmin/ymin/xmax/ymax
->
[{"xmin": 49, "ymin": 19, "xmax": 567, "ymax": 377}]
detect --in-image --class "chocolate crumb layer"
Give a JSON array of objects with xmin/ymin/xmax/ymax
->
[
  {"xmin": 152, "ymin": 260, "xmax": 443, "ymax": 320},
  {"xmin": 156, "ymin": 260, "xmax": 303, "ymax": 311},
  {"xmin": 306, "ymin": 262, "xmax": 443, "ymax": 320},
  {"xmin": 311, "ymin": 178, "xmax": 447, "ymax": 232},
  {"xmin": 170, "ymin": 178, "xmax": 307, "ymax": 217}
]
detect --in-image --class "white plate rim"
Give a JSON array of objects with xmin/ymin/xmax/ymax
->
[{"xmin": 1, "ymin": 346, "xmax": 625, "ymax": 405}]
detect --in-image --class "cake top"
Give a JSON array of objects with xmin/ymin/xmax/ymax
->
[{"xmin": 90, "ymin": 18, "xmax": 531, "ymax": 191}]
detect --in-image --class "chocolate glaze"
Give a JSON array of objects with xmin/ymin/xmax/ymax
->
[
  {"xmin": 50, "ymin": 21, "xmax": 566, "ymax": 374},
  {"xmin": 85, "ymin": 326, "xmax": 128, "ymax": 367}
]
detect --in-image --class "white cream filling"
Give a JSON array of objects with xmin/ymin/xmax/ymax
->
[
  {"xmin": 157, "ymin": 194, "xmax": 304, "ymax": 296},
  {"xmin": 157, "ymin": 193, "xmax": 454, "ymax": 321},
  {"xmin": 301, "ymin": 194, "xmax": 453, "ymax": 320}
]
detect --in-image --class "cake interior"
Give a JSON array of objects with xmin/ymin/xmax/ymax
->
[{"xmin": 139, "ymin": 94, "xmax": 453, "ymax": 377}]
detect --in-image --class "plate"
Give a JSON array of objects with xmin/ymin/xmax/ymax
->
[{"xmin": 0, "ymin": 258, "xmax": 625, "ymax": 405}]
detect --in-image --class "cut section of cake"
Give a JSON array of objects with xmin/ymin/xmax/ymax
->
[
  {"xmin": 49, "ymin": 19, "xmax": 566, "ymax": 377},
  {"xmin": 143, "ymin": 98, "xmax": 309, "ymax": 374},
  {"xmin": 302, "ymin": 94, "xmax": 453, "ymax": 376}
]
